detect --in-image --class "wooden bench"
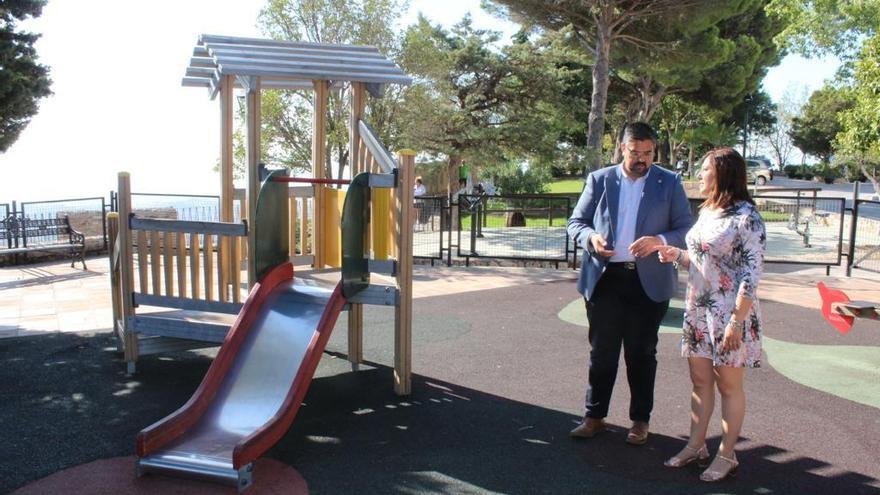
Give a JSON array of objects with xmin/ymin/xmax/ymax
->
[{"xmin": 0, "ymin": 215, "xmax": 87, "ymax": 269}]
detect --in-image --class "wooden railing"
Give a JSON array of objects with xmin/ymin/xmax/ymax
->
[
  {"xmin": 236, "ymin": 186, "xmax": 315, "ymax": 266},
  {"xmin": 111, "ymin": 172, "xmax": 248, "ymax": 372}
]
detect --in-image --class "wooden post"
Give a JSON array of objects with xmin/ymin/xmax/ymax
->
[
  {"xmin": 220, "ymin": 75, "xmax": 235, "ymax": 299},
  {"xmin": 245, "ymin": 77, "xmax": 261, "ymax": 286},
  {"xmin": 395, "ymin": 151, "xmax": 416, "ymax": 395},
  {"xmin": 312, "ymin": 80, "xmax": 329, "ymax": 268},
  {"xmin": 117, "ymin": 172, "xmax": 138, "ymax": 374},
  {"xmin": 107, "ymin": 212, "xmax": 122, "ymax": 351},
  {"xmin": 347, "ymin": 82, "xmax": 367, "ymax": 370}
]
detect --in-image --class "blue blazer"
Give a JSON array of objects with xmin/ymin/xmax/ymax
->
[{"xmin": 567, "ymin": 164, "xmax": 693, "ymax": 302}]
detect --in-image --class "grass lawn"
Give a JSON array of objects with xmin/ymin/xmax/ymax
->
[
  {"xmin": 460, "ymin": 214, "xmax": 569, "ymax": 229},
  {"xmin": 546, "ymin": 179, "xmax": 584, "ymax": 194}
]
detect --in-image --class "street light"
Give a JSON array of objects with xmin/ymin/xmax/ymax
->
[{"xmin": 742, "ymin": 93, "xmax": 753, "ymax": 158}]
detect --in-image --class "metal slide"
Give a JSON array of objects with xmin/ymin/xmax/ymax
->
[{"xmin": 136, "ymin": 262, "xmax": 346, "ymax": 491}]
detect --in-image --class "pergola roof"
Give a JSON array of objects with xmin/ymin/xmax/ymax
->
[{"xmin": 182, "ymin": 34, "xmax": 412, "ymax": 98}]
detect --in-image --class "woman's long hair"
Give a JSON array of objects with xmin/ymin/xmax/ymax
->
[{"xmin": 700, "ymin": 147, "xmax": 754, "ymax": 210}]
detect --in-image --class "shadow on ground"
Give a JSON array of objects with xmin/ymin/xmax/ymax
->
[{"xmin": 2, "ymin": 331, "xmax": 877, "ymax": 495}]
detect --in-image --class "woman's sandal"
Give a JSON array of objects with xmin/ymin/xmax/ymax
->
[
  {"xmin": 664, "ymin": 444, "xmax": 710, "ymax": 468},
  {"xmin": 699, "ymin": 453, "xmax": 739, "ymax": 482}
]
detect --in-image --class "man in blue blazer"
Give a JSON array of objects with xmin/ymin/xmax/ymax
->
[{"xmin": 567, "ymin": 122, "xmax": 693, "ymax": 445}]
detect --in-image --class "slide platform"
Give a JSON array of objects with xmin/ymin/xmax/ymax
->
[{"xmin": 135, "ymin": 263, "xmax": 346, "ymax": 491}]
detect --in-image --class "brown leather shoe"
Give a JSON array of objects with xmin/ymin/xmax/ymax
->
[
  {"xmin": 625, "ymin": 421, "xmax": 649, "ymax": 445},
  {"xmin": 570, "ymin": 417, "xmax": 606, "ymax": 438}
]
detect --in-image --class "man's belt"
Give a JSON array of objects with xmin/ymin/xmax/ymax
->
[{"xmin": 606, "ymin": 261, "xmax": 637, "ymax": 270}]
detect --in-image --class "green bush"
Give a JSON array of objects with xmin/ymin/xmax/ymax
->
[
  {"xmin": 835, "ymin": 160, "xmax": 869, "ymax": 182},
  {"xmin": 483, "ymin": 160, "xmax": 551, "ymax": 195},
  {"xmin": 813, "ymin": 162, "xmax": 842, "ymax": 184},
  {"xmin": 783, "ymin": 165, "xmax": 799, "ymax": 178}
]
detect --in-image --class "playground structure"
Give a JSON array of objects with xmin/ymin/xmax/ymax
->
[{"xmin": 106, "ymin": 35, "xmax": 416, "ymax": 489}]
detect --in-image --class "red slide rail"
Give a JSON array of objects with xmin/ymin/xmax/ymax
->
[
  {"xmin": 136, "ymin": 262, "xmax": 295, "ymax": 457},
  {"xmin": 270, "ymin": 177, "xmax": 351, "ymax": 185}
]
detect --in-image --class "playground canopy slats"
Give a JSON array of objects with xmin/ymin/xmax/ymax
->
[{"xmin": 184, "ymin": 34, "xmax": 411, "ymax": 98}]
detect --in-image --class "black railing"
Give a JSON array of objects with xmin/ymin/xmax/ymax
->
[
  {"xmin": 413, "ymin": 195, "xmax": 447, "ymax": 264},
  {"xmin": 19, "ymin": 197, "xmax": 108, "ymax": 252},
  {"xmin": 131, "ymin": 192, "xmax": 226, "ymax": 222},
  {"xmin": 455, "ymin": 194, "xmax": 572, "ymax": 267},
  {"xmin": 849, "ymin": 198, "xmax": 880, "ymax": 274}
]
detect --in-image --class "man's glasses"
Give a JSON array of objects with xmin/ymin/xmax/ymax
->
[{"xmin": 625, "ymin": 148, "xmax": 654, "ymax": 158}]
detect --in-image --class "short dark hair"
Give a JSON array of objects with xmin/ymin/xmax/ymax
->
[
  {"xmin": 621, "ymin": 122, "xmax": 657, "ymax": 147},
  {"xmin": 700, "ymin": 147, "xmax": 754, "ymax": 210}
]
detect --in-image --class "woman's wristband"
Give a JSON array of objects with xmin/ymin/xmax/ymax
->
[{"xmin": 728, "ymin": 316, "xmax": 746, "ymax": 332}]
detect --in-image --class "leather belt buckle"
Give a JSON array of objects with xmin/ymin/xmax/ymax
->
[{"xmin": 623, "ymin": 261, "xmax": 636, "ymax": 270}]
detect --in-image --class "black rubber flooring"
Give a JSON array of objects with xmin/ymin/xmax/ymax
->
[{"xmin": 1, "ymin": 278, "xmax": 878, "ymax": 494}]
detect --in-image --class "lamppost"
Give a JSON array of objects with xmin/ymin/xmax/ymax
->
[{"xmin": 742, "ymin": 93, "xmax": 753, "ymax": 158}]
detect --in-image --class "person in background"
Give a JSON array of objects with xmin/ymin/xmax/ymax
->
[
  {"xmin": 567, "ymin": 122, "xmax": 693, "ymax": 446},
  {"xmin": 414, "ymin": 176, "xmax": 427, "ymax": 228},
  {"xmin": 414, "ymin": 176, "xmax": 427, "ymax": 197},
  {"xmin": 656, "ymin": 147, "xmax": 766, "ymax": 482}
]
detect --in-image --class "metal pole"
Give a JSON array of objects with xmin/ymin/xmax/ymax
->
[{"xmin": 846, "ymin": 181, "xmax": 860, "ymax": 277}]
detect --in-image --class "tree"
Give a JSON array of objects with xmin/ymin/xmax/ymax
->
[
  {"xmin": 656, "ymin": 95, "xmax": 720, "ymax": 169},
  {"xmin": 398, "ymin": 16, "xmax": 560, "ymax": 195},
  {"xmin": 767, "ymin": 0, "xmax": 879, "ymax": 58},
  {"xmin": 249, "ymin": 0, "xmax": 407, "ymax": 179},
  {"xmin": 489, "ymin": 0, "xmax": 723, "ymax": 174},
  {"xmin": 758, "ymin": 85, "xmax": 806, "ymax": 169},
  {"xmin": 789, "ymin": 85, "xmax": 855, "ymax": 164},
  {"xmin": 835, "ymin": 33, "xmax": 880, "ymax": 194},
  {"xmin": 0, "ymin": 0, "xmax": 52, "ymax": 152}
]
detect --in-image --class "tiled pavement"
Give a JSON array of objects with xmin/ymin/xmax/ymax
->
[{"xmin": 1, "ymin": 256, "xmax": 878, "ymax": 339}]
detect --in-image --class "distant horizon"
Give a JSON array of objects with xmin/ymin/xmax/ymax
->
[{"xmin": 0, "ymin": 1, "xmax": 840, "ymax": 203}]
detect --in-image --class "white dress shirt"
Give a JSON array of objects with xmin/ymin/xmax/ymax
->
[{"xmin": 609, "ymin": 167, "xmax": 647, "ymax": 262}]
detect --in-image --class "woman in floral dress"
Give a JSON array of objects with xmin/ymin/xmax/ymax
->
[{"xmin": 657, "ymin": 148, "xmax": 766, "ymax": 482}]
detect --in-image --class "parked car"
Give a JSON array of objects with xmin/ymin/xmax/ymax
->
[{"xmin": 746, "ymin": 159, "xmax": 773, "ymax": 185}]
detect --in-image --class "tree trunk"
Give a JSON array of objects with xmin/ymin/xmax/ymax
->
[
  {"xmin": 861, "ymin": 160, "xmax": 880, "ymax": 200},
  {"xmin": 585, "ymin": 15, "xmax": 612, "ymax": 176},
  {"xmin": 447, "ymin": 155, "xmax": 462, "ymax": 197}
]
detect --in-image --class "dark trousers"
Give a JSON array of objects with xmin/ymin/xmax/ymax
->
[{"xmin": 584, "ymin": 265, "xmax": 669, "ymax": 423}]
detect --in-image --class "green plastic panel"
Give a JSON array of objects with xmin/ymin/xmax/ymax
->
[
  {"xmin": 341, "ymin": 172, "xmax": 371, "ymax": 298},
  {"xmin": 254, "ymin": 169, "xmax": 290, "ymax": 281}
]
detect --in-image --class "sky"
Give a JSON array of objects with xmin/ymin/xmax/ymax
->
[{"xmin": 0, "ymin": 1, "xmax": 840, "ymax": 202}]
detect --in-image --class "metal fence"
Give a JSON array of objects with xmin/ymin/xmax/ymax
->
[
  {"xmin": 753, "ymin": 195, "xmax": 846, "ymax": 266},
  {"xmin": 455, "ymin": 194, "xmax": 572, "ymax": 267},
  {"xmin": 0, "ymin": 203, "xmax": 8, "ymax": 249},
  {"xmin": 850, "ymin": 199, "xmax": 880, "ymax": 273},
  {"xmin": 19, "ymin": 197, "xmax": 108, "ymax": 252},
  {"xmin": 413, "ymin": 195, "xmax": 448, "ymax": 264},
  {"xmin": 130, "ymin": 193, "xmax": 230, "ymax": 222}
]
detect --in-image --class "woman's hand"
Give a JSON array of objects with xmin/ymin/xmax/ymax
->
[
  {"xmin": 656, "ymin": 245, "xmax": 680, "ymax": 264},
  {"xmin": 720, "ymin": 321, "xmax": 744, "ymax": 353}
]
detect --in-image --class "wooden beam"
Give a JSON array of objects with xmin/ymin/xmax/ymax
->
[
  {"xmin": 312, "ymin": 80, "xmax": 329, "ymax": 268},
  {"xmin": 245, "ymin": 76, "xmax": 261, "ymax": 286},
  {"xmin": 394, "ymin": 150, "xmax": 416, "ymax": 395},
  {"xmin": 348, "ymin": 82, "xmax": 367, "ymax": 369},
  {"xmin": 117, "ymin": 172, "xmax": 138, "ymax": 372},
  {"xmin": 220, "ymin": 74, "xmax": 235, "ymax": 305}
]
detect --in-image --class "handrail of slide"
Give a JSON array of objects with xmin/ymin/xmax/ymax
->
[
  {"xmin": 358, "ymin": 119, "xmax": 397, "ymax": 173},
  {"xmin": 136, "ymin": 262, "xmax": 294, "ymax": 457}
]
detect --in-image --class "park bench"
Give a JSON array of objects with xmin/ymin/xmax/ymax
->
[{"xmin": 0, "ymin": 215, "xmax": 87, "ymax": 269}]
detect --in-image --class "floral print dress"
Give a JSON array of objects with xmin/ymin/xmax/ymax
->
[{"xmin": 682, "ymin": 200, "xmax": 766, "ymax": 367}]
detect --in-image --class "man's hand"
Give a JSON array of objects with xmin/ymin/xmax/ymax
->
[
  {"xmin": 629, "ymin": 236, "xmax": 662, "ymax": 258},
  {"xmin": 590, "ymin": 234, "xmax": 615, "ymax": 258}
]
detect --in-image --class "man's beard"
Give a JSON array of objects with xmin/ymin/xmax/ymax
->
[{"xmin": 627, "ymin": 161, "xmax": 648, "ymax": 177}]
